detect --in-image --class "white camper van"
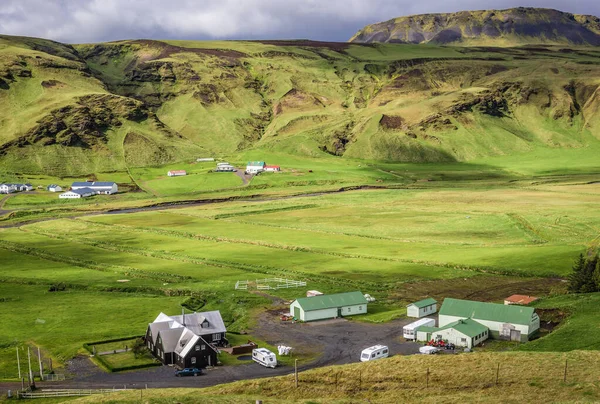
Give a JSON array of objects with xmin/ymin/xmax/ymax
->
[
  {"xmin": 403, "ymin": 318, "xmax": 436, "ymax": 340},
  {"xmin": 252, "ymin": 348, "xmax": 277, "ymax": 368},
  {"xmin": 360, "ymin": 345, "xmax": 389, "ymax": 362}
]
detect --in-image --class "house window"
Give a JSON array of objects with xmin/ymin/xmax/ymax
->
[
  {"xmin": 348, "ymin": 307, "xmax": 351, "ymax": 312},
  {"xmin": 201, "ymin": 345, "xmax": 206, "ymax": 351},
  {"xmin": 461, "ymin": 338, "xmax": 467, "ymax": 343},
  {"xmin": 359, "ymin": 306, "xmax": 362, "ymax": 310},
  {"xmin": 213, "ymin": 333, "xmax": 221, "ymax": 341},
  {"xmin": 157, "ymin": 337, "xmax": 161, "ymax": 344},
  {"xmin": 195, "ymin": 345, "xmax": 200, "ymax": 351},
  {"xmin": 191, "ymin": 357, "xmax": 196, "ymax": 364}
]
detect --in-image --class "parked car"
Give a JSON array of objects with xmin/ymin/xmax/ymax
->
[
  {"xmin": 419, "ymin": 346, "xmax": 440, "ymax": 355},
  {"xmin": 175, "ymin": 367, "xmax": 203, "ymax": 377}
]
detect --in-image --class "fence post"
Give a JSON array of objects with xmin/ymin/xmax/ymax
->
[
  {"xmin": 295, "ymin": 359, "xmax": 298, "ymax": 388},
  {"xmin": 563, "ymin": 359, "xmax": 568, "ymax": 383},
  {"xmin": 496, "ymin": 363, "xmax": 500, "ymax": 386}
]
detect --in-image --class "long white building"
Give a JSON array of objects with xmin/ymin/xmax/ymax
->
[{"xmin": 71, "ymin": 181, "xmax": 118, "ymax": 195}]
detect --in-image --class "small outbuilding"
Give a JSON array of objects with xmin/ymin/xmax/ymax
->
[
  {"xmin": 168, "ymin": 170, "xmax": 187, "ymax": 177},
  {"xmin": 47, "ymin": 184, "xmax": 62, "ymax": 192},
  {"xmin": 215, "ymin": 164, "xmax": 236, "ymax": 172},
  {"xmin": 406, "ymin": 298, "xmax": 437, "ymax": 318},
  {"xmin": 290, "ymin": 291, "xmax": 368, "ymax": 322},
  {"xmin": 246, "ymin": 161, "xmax": 266, "ymax": 174},
  {"xmin": 264, "ymin": 165, "xmax": 281, "ymax": 172},
  {"xmin": 72, "ymin": 181, "xmax": 118, "ymax": 195},
  {"xmin": 504, "ymin": 295, "xmax": 539, "ymax": 306},
  {"xmin": 59, "ymin": 188, "xmax": 94, "ymax": 199}
]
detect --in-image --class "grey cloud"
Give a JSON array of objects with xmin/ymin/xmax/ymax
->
[{"xmin": 0, "ymin": 0, "xmax": 599, "ymax": 43}]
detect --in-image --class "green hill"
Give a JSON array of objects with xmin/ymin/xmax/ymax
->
[
  {"xmin": 1, "ymin": 34, "xmax": 600, "ymax": 175},
  {"xmin": 350, "ymin": 7, "xmax": 600, "ymax": 46}
]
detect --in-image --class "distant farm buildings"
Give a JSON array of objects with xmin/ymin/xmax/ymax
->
[
  {"xmin": 504, "ymin": 295, "xmax": 539, "ymax": 305},
  {"xmin": 0, "ymin": 183, "xmax": 33, "ymax": 194},
  {"xmin": 47, "ymin": 184, "xmax": 62, "ymax": 192},
  {"xmin": 197, "ymin": 158, "xmax": 215, "ymax": 162},
  {"xmin": 168, "ymin": 170, "xmax": 187, "ymax": 177},
  {"xmin": 406, "ymin": 298, "xmax": 437, "ymax": 318},
  {"xmin": 289, "ymin": 291, "xmax": 368, "ymax": 322},
  {"xmin": 59, "ymin": 181, "xmax": 118, "ymax": 199},
  {"xmin": 245, "ymin": 161, "xmax": 281, "ymax": 174},
  {"xmin": 146, "ymin": 310, "xmax": 227, "ymax": 369},
  {"xmin": 215, "ymin": 162, "xmax": 236, "ymax": 172}
]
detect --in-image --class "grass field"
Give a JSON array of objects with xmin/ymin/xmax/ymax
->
[{"xmin": 0, "ymin": 174, "xmax": 598, "ymax": 379}]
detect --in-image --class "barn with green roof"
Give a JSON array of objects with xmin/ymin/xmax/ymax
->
[
  {"xmin": 439, "ymin": 298, "xmax": 540, "ymax": 342},
  {"xmin": 290, "ymin": 291, "xmax": 368, "ymax": 322}
]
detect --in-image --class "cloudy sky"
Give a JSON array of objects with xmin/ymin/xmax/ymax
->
[{"xmin": 0, "ymin": 0, "xmax": 599, "ymax": 43}]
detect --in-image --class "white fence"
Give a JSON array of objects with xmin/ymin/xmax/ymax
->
[{"xmin": 236, "ymin": 278, "xmax": 306, "ymax": 291}]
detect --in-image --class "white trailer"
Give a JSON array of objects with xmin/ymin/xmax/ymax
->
[
  {"xmin": 360, "ymin": 345, "xmax": 389, "ymax": 362},
  {"xmin": 252, "ymin": 348, "xmax": 277, "ymax": 368},
  {"xmin": 403, "ymin": 318, "xmax": 436, "ymax": 340}
]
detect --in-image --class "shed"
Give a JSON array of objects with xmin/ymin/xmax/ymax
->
[
  {"xmin": 290, "ymin": 291, "xmax": 368, "ymax": 322},
  {"xmin": 168, "ymin": 170, "xmax": 187, "ymax": 177},
  {"xmin": 406, "ymin": 298, "xmax": 437, "ymax": 318},
  {"xmin": 504, "ymin": 295, "xmax": 539, "ymax": 305},
  {"xmin": 264, "ymin": 165, "xmax": 281, "ymax": 172},
  {"xmin": 439, "ymin": 298, "xmax": 539, "ymax": 342},
  {"xmin": 246, "ymin": 161, "xmax": 266, "ymax": 174},
  {"xmin": 47, "ymin": 184, "xmax": 62, "ymax": 192},
  {"xmin": 59, "ymin": 188, "xmax": 94, "ymax": 199},
  {"xmin": 430, "ymin": 318, "xmax": 489, "ymax": 348}
]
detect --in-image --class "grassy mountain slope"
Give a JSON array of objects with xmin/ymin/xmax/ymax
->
[
  {"xmin": 2, "ymin": 34, "xmax": 600, "ymax": 175},
  {"xmin": 350, "ymin": 7, "xmax": 600, "ymax": 46}
]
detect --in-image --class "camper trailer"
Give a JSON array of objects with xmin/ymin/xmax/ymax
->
[
  {"xmin": 403, "ymin": 318, "xmax": 436, "ymax": 340},
  {"xmin": 252, "ymin": 348, "xmax": 277, "ymax": 368},
  {"xmin": 360, "ymin": 345, "xmax": 389, "ymax": 362}
]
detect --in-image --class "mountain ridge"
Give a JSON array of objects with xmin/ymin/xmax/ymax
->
[{"xmin": 350, "ymin": 7, "xmax": 600, "ymax": 46}]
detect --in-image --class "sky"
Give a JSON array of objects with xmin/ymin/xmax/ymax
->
[{"xmin": 0, "ymin": 0, "xmax": 599, "ymax": 43}]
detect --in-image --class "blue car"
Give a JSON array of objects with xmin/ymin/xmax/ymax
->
[{"xmin": 175, "ymin": 367, "xmax": 202, "ymax": 377}]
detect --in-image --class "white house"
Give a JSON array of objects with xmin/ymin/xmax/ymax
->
[
  {"xmin": 71, "ymin": 181, "xmax": 118, "ymax": 195},
  {"xmin": 59, "ymin": 188, "xmax": 94, "ymax": 199},
  {"xmin": 215, "ymin": 164, "xmax": 235, "ymax": 172},
  {"xmin": 264, "ymin": 165, "xmax": 281, "ymax": 172},
  {"xmin": 246, "ymin": 161, "xmax": 266, "ymax": 174},
  {"xmin": 168, "ymin": 170, "xmax": 187, "ymax": 177},
  {"xmin": 47, "ymin": 185, "xmax": 62, "ymax": 192},
  {"xmin": 439, "ymin": 298, "xmax": 540, "ymax": 342},
  {"xmin": 14, "ymin": 183, "xmax": 33, "ymax": 191},
  {"xmin": 406, "ymin": 298, "xmax": 437, "ymax": 318},
  {"xmin": 289, "ymin": 291, "xmax": 368, "ymax": 322},
  {"xmin": 0, "ymin": 184, "xmax": 16, "ymax": 194},
  {"xmin": 428, "ymin": 318, "xmax": 489, "ymax": 348}
]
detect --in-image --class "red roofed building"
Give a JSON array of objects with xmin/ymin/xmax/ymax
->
[
  {"xmin": 264, "ymin": 165, "xmax": 281, "ymax": 172},
  {"xmin": 168, "ymin": 170, "xmax": 187, "ymax": 177},
  {"xmin": 504, "ymin": 295, "xmax": 539, "ymax": 306}
]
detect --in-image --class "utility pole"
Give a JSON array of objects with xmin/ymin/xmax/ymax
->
[
  {"xmin": 27, "ymin": 347, "xmax": 34, "ymax": 385},
  {"xmin": 37, "ymin": 347, "xmax": 44, "ymax": 379},
  {"xmin": 16, "ymin": 347, "xmax": 21, "ymax": 379}
]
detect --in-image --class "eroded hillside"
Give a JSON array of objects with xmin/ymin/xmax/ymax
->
[{"xmin": 1, "ymin": 34, "xmax": 600, "ymax": 174}]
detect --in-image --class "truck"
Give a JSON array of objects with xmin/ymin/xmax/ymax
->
[
  {"xmin": 403, "ymin": 318, "xmax": 436, "ymax": 340},
  {"xmin": 360, "ymin": 345, "xmax": 389, "ymax": 362},
  {"xmin": 252, "ymin": 348, "xmax": 277, "ymax": 368}
]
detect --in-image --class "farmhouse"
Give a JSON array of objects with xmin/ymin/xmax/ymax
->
[
  {"xmin": 59, "ymin": 188, "xmax": 94, "ymax": 199},
  {"xmin": 168, "ymin": 170, "xmax": 187, "ymax": 177},
  {"xmin": 289, "ymin": 291, "xmax": 368, "ymax": 322},
  {"xmin": 14, "ymin": 183, "xmax": 33, "ymax": 191},
  {"xmin": 504, "ymin": 295, "xmax": 539, "ymax": 305},
  {"xmin": 146, "ymin": 310, "xmax": 227, "ymax": 369},
  {"xmin": 47, "ymin": 184, "xmax": 62, "ymax": 192},
  {"xmin": 246, "ymin": 161, "xmax": 266, "ymax": 174},
  {"xmin": 71, "ymin": 181, "xmax": 118, "ymax": 195},
  {"xmin": 406, "ymin": 298, "xmax": 437, "ymax": 318},
  {"xmin": 439, "ymin": 298, "xmax": 540, "ymax": 342},
  {"xmin": 264, "ymin": 165, "xmax": 281, "ymax": 172},
  {"xmin": 425, "ymin": 318, "xmax": 489, "ymax": 348},
  {"xmin": 0, "ymin": 184, "xmax": 16, "ymax": 194}
]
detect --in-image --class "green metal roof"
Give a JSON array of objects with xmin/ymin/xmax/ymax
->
[
  {"xmin": 247, "ymin": 161, "xmax": 265, "ymax": 166},
  {"xmin": 408, "ymin": 298, "xmax": 437, "ymax": 309},
  {"xmin": 415, "ymin": 326, "xmax": 438, "ymax": 333},
  {"xmin": 439, "ymin": 298, "xmax": 535, "ymax": 326},
  {"xmin": 437, "ymin": 318, "xmax": 488, "ymax": 338},
  {"xmin": 294, "ymin": 291, "xmax": 367, "ymax": 312}
]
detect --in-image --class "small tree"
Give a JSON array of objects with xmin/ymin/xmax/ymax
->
[
  {"xmin": 568, "ymin": 254, "xmax": 587, "ymax": 293},
  {"xmin": 132, "ymin": 338, "xmax": 148, "ymax": 359}
]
